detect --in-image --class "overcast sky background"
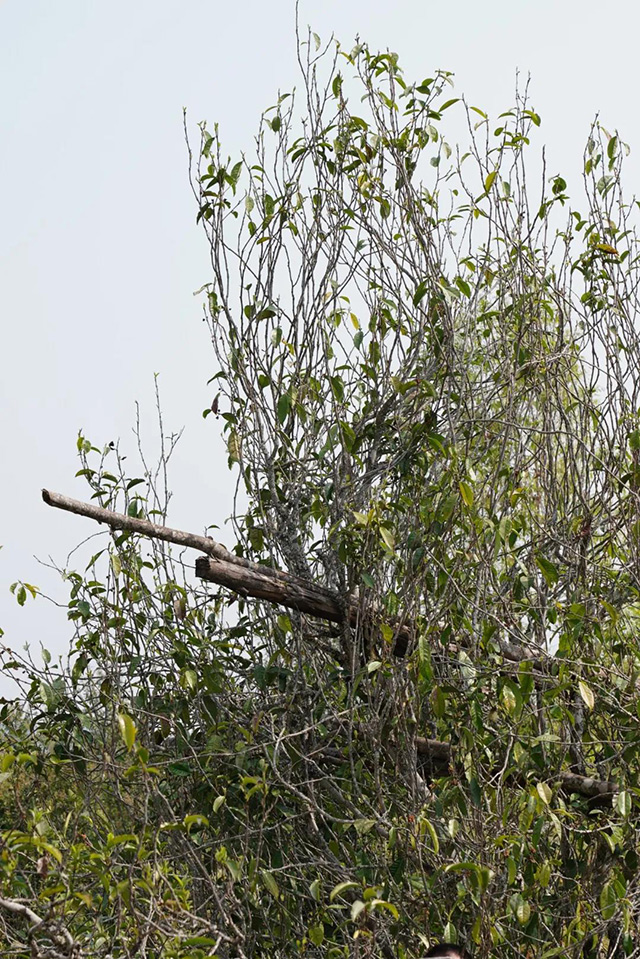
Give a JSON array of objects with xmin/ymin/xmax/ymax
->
[{"xmin": 1, "ymin": 0, "xmax": 639, "ymax": 690}]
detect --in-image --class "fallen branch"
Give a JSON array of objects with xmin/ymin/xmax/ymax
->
[
  {"xmin": 194, "ymin": 555, "xmax": 413, "ymax": 654},
  {"xmin": 43, "ymin": 489, "xmax": 303, "ymax": 587},
  {"xmin": 43, "ymin": 490, "xmax": 550, "ymax": 664},
  {"xmin": 557, "ymin": 771, "xmax": 619, "ymax": 799}
]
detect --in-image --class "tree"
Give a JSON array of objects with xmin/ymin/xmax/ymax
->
[{"xmin": 3, "ymin": 33, "xmax": 640, "ymax": 959}]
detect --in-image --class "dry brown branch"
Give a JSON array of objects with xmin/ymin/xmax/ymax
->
[
  {"xmin": 43, "ymin": 488, "xmax": 413, "ymax": 651},
  {"xmin": 43, "ymin": 489, "xmax": 545, "ymax": 662}
]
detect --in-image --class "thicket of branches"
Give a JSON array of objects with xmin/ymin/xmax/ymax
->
[{"xmin": 3, "ymin": 33, "xmax": 640, "ymax": 959}]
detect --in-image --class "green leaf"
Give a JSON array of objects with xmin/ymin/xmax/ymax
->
[
  {"xmin": 600, "ymin": 881, "xmax": 617, "ymax": 920},
  {"xmin": 485, "ymin": 169, "xmax": 497, "ymax": 193},
  {"xmin": 380, "ymin": 527, "xmax": 395, "ymax": 551},
  {"xmin": 369, "ymin": 899, "xmax": 399, "ymax": 918},
  {"xmin": 277, "ymin": 393, "xmax": 291, "ymax": 424},
  {"xmin": 422, "ymin": 818, "xmax": 439, "ymax": 854},
  {"xmin": 361, "ymin": 572, "xmax": 375, "ymax": 588},
  {"xmin": 227, "ymin": 430, "xmax": 241, "ymax": 464},
  {"xmin": 330, "ymin": 881, "xmax": 360, "ymax": 902},
  {"xmin": 354, "ymin": 818, "xmax": 376, "ymax": 835},
  {"xmin": 309, "ymin": 923, "xmax": 324, "ymax": 946},
  {"xmin": 455, "ymin": 276, "xmax": 471, "ymax": 298},
  {"xmin": 330, "ymin": 376, "xmax": 345, "ymax": 403},
  {"xmin": 261, "ymin": 869, "xmax": 280, "ymax": 898},
  {"xmin": 413, "ymin": 280, "xmax": 428, "ymax": 307},
  {"xmin": 516, "ymin": 897, "xmax": 531, "ymax": 925},
  {"xmin": 578, "ymin": 680, "xmax": 595, "ymax": 710},
  {"xmin": 118, "ymin": 713, "xmax": 136, "ymax": 752},
  {"xmin": 181, "ymin": 668, "xmax": 198, "ymax": 692},
  {"xmin": 77, "ymin": 600, "xmax": 91, "ymax": 619},
  {"xmin": 537, "ymin": 782, "xmax": 552, "ymax": 805},
  {"xmin": 438, "ymin": 494, "xmax": 458, "ymax": 523},
  {"xmin": 351, "ymin": 900, "xmax": 366, "ymax": 921},
  {"xmin": 535, "ymin": 554, "xmax": 559, "ymax": 587},
  {"xmin": 184, "ymin": 814, "xmax": 209, "ymax": 830},
  {"xmin": 615, "ymin": 790, "xmax": 631, "ymax": 816},
  {"xmin": 459, "ymin": 480, "xmax": 474, "ymax": 507}
]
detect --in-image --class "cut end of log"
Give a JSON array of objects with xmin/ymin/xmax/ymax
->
[{"xmin": 42, "ymin": 488, "xmax": 53, "ymax": 505}]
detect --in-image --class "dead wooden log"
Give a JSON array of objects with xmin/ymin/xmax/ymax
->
[
  {"xmin": 40, "ymin": 490, "xmax": 545, "ymax": 664},
  {"xmin": 557, "ymin": 771, "xmax": 618, "ymax": 799},
  {"xmin": 416, "ymin": 737, "xmax": 452, "ymax": 763},
  {"xmin": 42, "ymin": 489, "xmax": 412, "ymax": 654},
  {"xmin": 194, "ymin": 555, "xmax": 346, "ymax": 621}
]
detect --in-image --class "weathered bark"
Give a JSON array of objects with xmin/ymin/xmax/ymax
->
[
  {"xmin": 415, "ymin": 737, "xmax": 452, "ymax": 763},
  {"xmin": 42, "ymin": 490, "xmax": 412, "ymax": 653},
  {"xmin": 194, "ymin": 555, "xmax": 347, "ymax": 621},
  {"xmin": 557, "ymin": 770, "xmax": 618, "ymax": 799}
]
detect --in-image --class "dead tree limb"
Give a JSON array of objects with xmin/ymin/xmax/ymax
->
[
  {"xmin": 194, "ymin": 555, "xmax": 413, "ymax": 654},
  {"xmin": 0, "ymin": 895, "xmax": 80, "ymax": 957}
]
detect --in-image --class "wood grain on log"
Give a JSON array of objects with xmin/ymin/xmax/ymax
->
[{"xmin": 194, "ymin": 555, "xmax": 346, "ymax": 621}]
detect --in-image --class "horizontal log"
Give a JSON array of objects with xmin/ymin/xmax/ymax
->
[
  {"xmin": 195, "ymin": 555, "xmax": 413, "ymax": 655},
  {"xmin": 557, "ymin": 771, "xmax": 618, "ymax": 799},
  {"xmin": 43, "ymin": 487, "xmax": 412, "ymax": 653},
  {"xmin": 195, "ymin": 555, "xmax": 347, "ymax": 622},
  {"xmin": 43, "ymin": 490, "xmax": 544, "ymax": 662},
  {"xmin": 416, "ymin": 737, "xmax": 452, "ymax": 763}
]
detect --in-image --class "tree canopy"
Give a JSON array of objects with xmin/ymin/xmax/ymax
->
[{"xmin": 3, "ymin": 34, "xmax": 640, "ymax": 959}]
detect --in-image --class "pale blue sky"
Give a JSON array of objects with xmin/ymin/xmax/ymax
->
[{"xmin": 1, "ymin": 0, "xmax": 638, "ymax": 684}]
